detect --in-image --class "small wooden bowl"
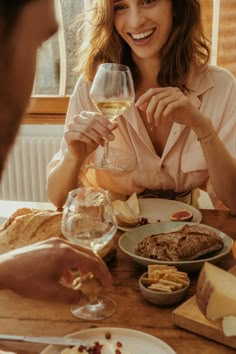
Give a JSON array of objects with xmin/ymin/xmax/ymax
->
[{"xmin": 138, "ymin": 272, "xmax": 190, "ymax": 306}]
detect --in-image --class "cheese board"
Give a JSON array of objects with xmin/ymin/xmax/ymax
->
[{"xmin": 172, "ymin": 265, "xmax": 236, "ymax": 350}]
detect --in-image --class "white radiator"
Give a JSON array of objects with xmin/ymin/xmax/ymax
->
[{"xmin": 0, "ymin": 136, "xmax": 61, "ymax": 202}]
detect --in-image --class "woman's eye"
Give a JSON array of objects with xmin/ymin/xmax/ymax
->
[
  {"xmin": 142, "ymin": 0, "xmax": 156, "ymax": 5},
  {"xmin": 114, "ymin": 4, "xmax": 127, "ymax": 12}
]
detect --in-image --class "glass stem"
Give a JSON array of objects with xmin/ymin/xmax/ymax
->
[{"xmin": 101, "ymin": 139, "xmax": 109, "ymax": 165}]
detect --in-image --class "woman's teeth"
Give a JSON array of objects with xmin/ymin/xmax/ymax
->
[{"xmin": 131, "ymin": 30, "xmax": 154, "ymax": 40}]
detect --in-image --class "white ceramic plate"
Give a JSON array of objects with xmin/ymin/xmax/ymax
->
[
  {"xmin": 118, "ymin": 222, "xmax": 233, "ymax": 272},
  {"xmin": 118, "ymin": 198, "xmax": 202, "ymax": 232},
  {"xmin": 0, "ymin": 216, "xmax": 7, "ymax": 226},
  {"xmin": 41, "ymin": 327, "xmax": 176, "ymax": 354}
]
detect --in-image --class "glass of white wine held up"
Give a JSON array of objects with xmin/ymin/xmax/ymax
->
[
  {"xmin": 61, "ymin": 187, "xmax": 117, "ymax": 320},
  {"xmin": 89, "ymin": 63, "xmax": 135, "ymax": 171}
]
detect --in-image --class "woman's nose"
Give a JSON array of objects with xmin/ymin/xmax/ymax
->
[{"xmin": 128, "ymin": 9, "xmax": 146, "ymax": 29}]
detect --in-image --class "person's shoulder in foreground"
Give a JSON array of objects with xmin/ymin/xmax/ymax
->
[{"xmin": 0, "ymin": 0, "xmax": 112, "ymax": 304}]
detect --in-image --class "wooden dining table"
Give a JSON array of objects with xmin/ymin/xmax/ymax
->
[{"xmin": 0, "ymin": 201, "xmax": 235, "ymax": 354}]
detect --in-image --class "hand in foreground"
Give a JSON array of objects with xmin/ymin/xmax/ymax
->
[
  {"xmin": 0, "ymin": 237, "xmax": 112, "ymax": 303},
  {"xmin": 135, "ymin": 87, "xmax": 204, "ymax": 129},
  {"xmin": 64, "ymin": 111, "xmax": 118, "ymax": 162}
]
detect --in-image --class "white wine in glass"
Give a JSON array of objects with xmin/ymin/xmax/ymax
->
[
  {"xmin": 95, "ymin": 100, "xmax": 133, "ymax": 122},
  {"xmin": 61, "ymin": 187, "xmax": 117, "ymax": 320},
  {"xmin": 89, "ymin": 63, "xmax": 135, "ymax": 170}
]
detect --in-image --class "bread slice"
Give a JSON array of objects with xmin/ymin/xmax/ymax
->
[
  {"xmin": 0, "ymin": 208, "xmax": 116, "ymax": 262},
  {"xmin": 0, "ymin": 208, "xmax": 63, "ymax": 254}
]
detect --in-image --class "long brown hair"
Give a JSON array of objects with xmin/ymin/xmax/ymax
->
[{"xmin": 75, "ymin": 0, "xmax": 210, "ymax": 91}]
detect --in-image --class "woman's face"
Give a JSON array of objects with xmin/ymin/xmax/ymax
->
[{"xmin": 113, "ymin": 0, "xmax": 173, "ymax": 63}]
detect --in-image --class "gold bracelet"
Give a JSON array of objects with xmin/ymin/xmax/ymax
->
[{"xmin": 197, "ymin": 131, "xmax": 217, "ymax": 144}]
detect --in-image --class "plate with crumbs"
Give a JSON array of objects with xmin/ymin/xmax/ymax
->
[
  {"xmin": 118, "ymin": 222, "xmax": 233, "ymax": 272},
  {"xmin": 118, "ymin": 198, "xmax": 202, "ymax": 232},
  {"xmin": 41, "ymin": 327, "xmax": 176, "ymax": 354}
]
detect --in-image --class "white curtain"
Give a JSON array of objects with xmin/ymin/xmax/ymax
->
[{"xmin": 84, "ymin": 0, "xmax": 92, "ymax": 9}]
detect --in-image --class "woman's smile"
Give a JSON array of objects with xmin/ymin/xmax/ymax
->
[{"xmin": 129, "ymin": 28, "xmax": 156, "ymax": 41}]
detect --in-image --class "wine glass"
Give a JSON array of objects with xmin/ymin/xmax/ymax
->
[
  {"xmin": 61, "ymin": 187, "xmax": 117, "ymax": 320},
  {"xmin": 88, "ymin": 63, "xmax": 135, "ymax": 171}
]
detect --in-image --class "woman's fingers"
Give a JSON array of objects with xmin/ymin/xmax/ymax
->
[
  {"xmin": 136, "ymin": 88, "xmax": 174, "ymax": 124},
  {"xmin": 65, "ymin": 130, "xmax": 105, "ymax": 146},
  {"xmin": 67, "ymin": 113, "xmax": 116, "ymax": 145},
  {"xmin": 136, "ymin": 87, "xmax": 195, "ymax": 126}
]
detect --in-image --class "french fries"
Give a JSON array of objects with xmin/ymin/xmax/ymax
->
[{"xmin": 141, "ymin": 264, "xmax": 189, "ymax": 293}]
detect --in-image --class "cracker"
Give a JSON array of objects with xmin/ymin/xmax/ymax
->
[{"xmin": 142, "ymin": 265, "xmax": 189, "ymax": 293}]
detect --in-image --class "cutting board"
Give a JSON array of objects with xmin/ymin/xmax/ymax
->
[{"xmin": 172, "ymin": 265, "xmax": 236, "ymax": 350}]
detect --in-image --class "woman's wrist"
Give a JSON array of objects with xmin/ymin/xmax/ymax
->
[
  {"xmin": 197, "ymin": 130, "xmax": 217, "ymax": 144},
  {"xmin": 64, "ymin": 148, "xmax": 84, "ymax": 168},
  {"xmin": 192, "ymin": 117, "xmax": 215, "ymax": 141}
]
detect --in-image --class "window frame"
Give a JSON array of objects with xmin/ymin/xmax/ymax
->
[{"xmin": 24, "ymin": 96, "xmax": 69, "ymax": 124}]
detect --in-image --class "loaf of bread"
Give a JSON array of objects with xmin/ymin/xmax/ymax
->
[
  {"xmin": 134, "ymin": 224, "xmax": 224, "ymax": 261},
  {"xmin": 0, "ymin": 208, "xmax": 63, "ymax": 254},
  {"xmin": 0, "ymin": 208, "xmax": 116, "ymax": 261}
]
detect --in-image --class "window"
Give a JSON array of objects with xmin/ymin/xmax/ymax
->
[
  {"xmin": 33, "ymin": 0, "xmax": 84, "ymax": 96},
  {"xmin": 202, "ymin": 0, "xmax": 236, "ymax": 75}
]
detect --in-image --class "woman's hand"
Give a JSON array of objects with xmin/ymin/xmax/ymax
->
[
  {"xmin": 0, "ymin": 237, "xmax": 112, "ymax": 303},
  {"xmin": 135, "ymin": 87, "xmax": 205, "ymax": 129},
  {"xmin": 64, "ymin": 111, "xmax": 118, "ymax": 162}
]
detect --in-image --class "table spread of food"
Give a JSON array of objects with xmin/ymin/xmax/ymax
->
[{"xmin": 0, "ymin": 195, "xmax": 236, "ymax": 354}]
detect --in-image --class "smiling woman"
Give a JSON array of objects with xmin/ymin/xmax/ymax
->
[
  {"xmin": 45, "ymin": 0, "xmax": 236, "ymax": 215},
  {"xmin": 33, "ymin": 0, "xmax": 236, "ymax": 97}
]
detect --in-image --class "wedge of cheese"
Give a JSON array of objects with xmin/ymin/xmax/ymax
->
[
  {"xmin": 196, "ymin": 262, "xmax": 236, "ymax": 320},
  {"xmin": 126, "ymin": 192, "xmax": 140, "ymax": 216},
  {"xmin": 112, "ymin": 193, "xmax": 140, "ymax": 227},
  {"xmin": 112, "ymin": 200, "xmax": 139, "ymax": 227}
]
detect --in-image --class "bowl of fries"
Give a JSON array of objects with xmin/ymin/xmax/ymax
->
[{"xmin": 138, "ymin": 264, "xmax": 190, "ymax": 306}]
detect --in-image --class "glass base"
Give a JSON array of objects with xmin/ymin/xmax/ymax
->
[
  {"xmin": 71, "ymin": 295, "xmax": 117, "ymax": 320},
  {"xmin": 86, "ymin": 162, "xmax": 124, "ymax": 172}
]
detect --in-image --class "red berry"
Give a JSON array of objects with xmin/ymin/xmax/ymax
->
[{"xmin": 105, "ymin": 332, "xmax": 111, "ymax": 339}]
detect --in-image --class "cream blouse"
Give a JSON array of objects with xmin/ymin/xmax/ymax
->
[{"xmin": 53, "ymin": 65, "xmax": 236, "ymax": 206}]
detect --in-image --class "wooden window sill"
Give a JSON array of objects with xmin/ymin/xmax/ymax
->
[{"xmin": 23, "ymin": 96, "xmax": 70, "ymax": 124}]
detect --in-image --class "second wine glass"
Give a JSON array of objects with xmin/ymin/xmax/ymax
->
[
  {"xmin": 89, "ymin": 63, "xmax": 135, "ymax": 171},
  {"xmin": 61, "ymin": 187, "xmax": 117, "ymax": 320}
]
